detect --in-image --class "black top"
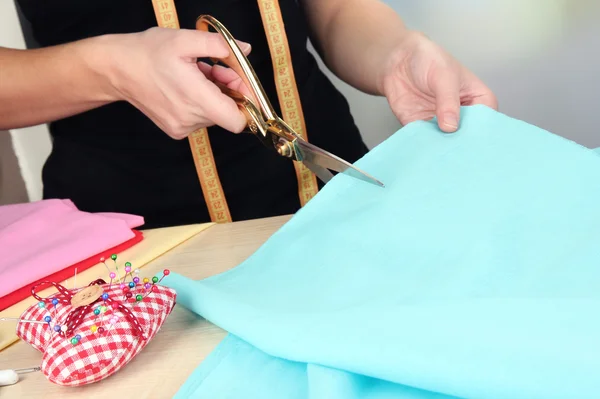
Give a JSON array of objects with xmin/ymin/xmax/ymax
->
[{"xmin": 16, "ymin": 0, "xmax": 368, "ymax": 228}]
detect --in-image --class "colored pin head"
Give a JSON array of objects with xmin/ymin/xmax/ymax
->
[
  {"xmin": 44, "ymin": 316, "xmax": 51, "ymax": 323},
  {"xmin": 109, "ymin": 272, "xmax": 116, "ymax": 279},
  {"xmin": 101, "ymin": 293, "xmax": 109, "ymax": 301},
  {"xmin": 156, "ymin": 269, "xmax": 171, "ymax": 284},
  {"xmin": 152, "ymin": 276, "xmax": 158, "ymax": 284},
  {"xmin": 111, "ymin": 254, "xmax": 117, "ymax": 261},
  {"xmin": 51, "ymin": 298, "xmax": 59, "ymax": 306},
  {"xmin": 38, "ymin": 301, "xmax": 45, "ymax": 308}
]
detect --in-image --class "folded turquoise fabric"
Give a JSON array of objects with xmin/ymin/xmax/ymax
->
[{"xmin": 165, "ymin": 105, "xmax": 600, "ymax": 399}]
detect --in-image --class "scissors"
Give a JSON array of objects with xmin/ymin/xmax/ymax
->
[{"xmin": 196, "ymin": 15, "xmax": 384, "ymax": 188}]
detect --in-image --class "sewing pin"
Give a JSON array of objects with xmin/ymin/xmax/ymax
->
[
  {"xmin": 105, "ymin": 315, "xmax": 119, "ymax": 335},
  {"xmin": 124, "ymin": 262, "xmax": 134, "ymax": 282},
  {"xmin": 0, "ymin": 366, "xmax": 41, "ymax": 386},
  {"xmin": 51, "ymin": 298, "xmax": 59, "ymax": 320},
  {"xmin": 100, "ymin": 257, "xmax": 111, "ymax": 275},
  {"xmin": 157, "ymin": 269, "xmax": 170, "ymax": 284},
  {"xmin": 0, "ymin": 317, "xmax": 47, "ymax": 325},
  {"xmin": 111, "ymin": 254, "xmax": 123, "ymax": 283}
]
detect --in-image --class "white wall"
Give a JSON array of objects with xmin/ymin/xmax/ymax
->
[
  {"xmin": 2, "ymin": 0, "xmax": 599, "ymax": 203},
  {"xmin": 0, "ymin": 0, "xmax": 51, "ymax": 202},
  {"xmin": 316, "ymin": 0, "xmax": 600, "ymax": 148}
]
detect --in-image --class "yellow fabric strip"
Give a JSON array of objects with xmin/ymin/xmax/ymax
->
[
  {"xmin": 256, "ymin": 0, "xmax": 319, "ymax": 206},
  {"xmin": 152, "ymin": 0, "xmax": 233, "ymax": 223}
]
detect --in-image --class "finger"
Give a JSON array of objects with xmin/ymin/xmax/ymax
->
[
  {"xmin": 430, "ymin": 67, "xmax": 461, "ymax": 133},
  {"xmin": 177, "ymin": 29, "xmax": 252, "ymax": 58},
  {"xmin": 197, "ymin": 62, "xmax": 252, "ymax": 84},
  {"xmin": 197, "ymin": 61, "xmax": 214, "ymax": 80},
  {"xmin": 228, "ymin": 79, "xmax": 254, "ymax": 100},
  {"xmin": 210, "ymin": 64, "xmax": 242, "ymax": 84},
  {"xmin": 461, "ymin": 72, "xmax": 499, "ymax": 110},
  {"xmin": 196, "ymin": 63, "xmax": 254, "ymax": 100},
  {"xmin": 200, "ymin": 80, "xmax": 248, "ymax": 133},
  {"xmin": 211, "ymin": 65, "xmax": 254, "ymax": 99},
  {"xmin": 468, "ymin": 90, "xmax": 499, "ymax": 110},
  {"xmin": 238, "ymin": 41, "xmax": 252, "ymax": 56}
]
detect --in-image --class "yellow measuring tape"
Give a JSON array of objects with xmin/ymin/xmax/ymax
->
[
  {"xmin": 150, "ymin": 0, "xmax": 319, "ymax": 222},
  {"xmin": 256, "ymin": 0, "xmax": 319, "ymax": 206}
]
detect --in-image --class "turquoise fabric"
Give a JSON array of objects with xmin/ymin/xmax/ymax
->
[{"xmin": 164, "ymin": 105, "xmax": 600, "ymax": 399}]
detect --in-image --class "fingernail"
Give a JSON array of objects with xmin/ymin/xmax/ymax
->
[
  {"xmin": 443, "ymin": 113, "xmax": 458, "ymax": 130},
  {"xmin": 239, "ymin": 42, "xmax": 251, "ymax": 53}
]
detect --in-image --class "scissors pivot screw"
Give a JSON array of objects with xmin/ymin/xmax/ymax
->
[{"xmin": 276, "ymin": 141, "xmax": 293, "ymax": 158}]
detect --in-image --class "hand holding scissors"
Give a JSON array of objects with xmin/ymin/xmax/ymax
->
[{"xmin": 196, "ymin": 15, "xmax": 384, "ymax": 188}]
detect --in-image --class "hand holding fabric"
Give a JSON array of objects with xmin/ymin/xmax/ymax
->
[{"xmin": 379, "ymin": 31, "xmax": 498, "ymax": 133}]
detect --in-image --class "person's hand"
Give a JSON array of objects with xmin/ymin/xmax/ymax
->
[
  {"xmin": 378, "ymin": 31, "xmax": 498, "ymax": 133},
  {"xmin": 104, "ymin": 27, "xmax": 252, "ymax": 139}
]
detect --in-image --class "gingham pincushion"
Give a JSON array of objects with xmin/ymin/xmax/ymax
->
[{"xmin": 16, "ymin": 277, "xmax": 176, "ymax": 386}]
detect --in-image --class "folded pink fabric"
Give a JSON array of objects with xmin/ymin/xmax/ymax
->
[{"xmin": 0, "ymin": 199, "xmax": 144, "ymax": 297}]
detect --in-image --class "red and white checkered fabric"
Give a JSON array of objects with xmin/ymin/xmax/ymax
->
[{"xmin": 16, "ymin": 284, "xmax": 176, "ymax": 386}]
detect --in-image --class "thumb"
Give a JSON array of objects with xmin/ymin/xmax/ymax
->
[{"xmin": 430, "ymin": 67, "xmax": 461, "ymax": 133}]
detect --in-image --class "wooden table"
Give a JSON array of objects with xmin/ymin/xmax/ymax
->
[{"xmin": 0, "ymin": 215, "xmax": 291, "ymax": 398}]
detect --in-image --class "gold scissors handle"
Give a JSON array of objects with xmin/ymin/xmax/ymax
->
[
  {"xmin": 196, "ymin": 15, "xmax": 276, "ymax": 121},
  {"xmin": 212, "ymin": 82, "xmax": 273, "ymax": 148},
  {"xmin": 196, "ymin": 15, "xmax": 299, "ymax": 158}
]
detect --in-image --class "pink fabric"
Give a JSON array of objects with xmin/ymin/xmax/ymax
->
[{"xmin": 0, "ymin": 199, "xmax": 144, "ymax": 297}]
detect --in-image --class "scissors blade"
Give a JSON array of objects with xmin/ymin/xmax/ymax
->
[
  {"xmin": 294, "ymin": 139, "xmax": 385, "ymax": 187},
  {"xmin": 302, "ymin": 159, "xmax": 335, "ymax": 184}
]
